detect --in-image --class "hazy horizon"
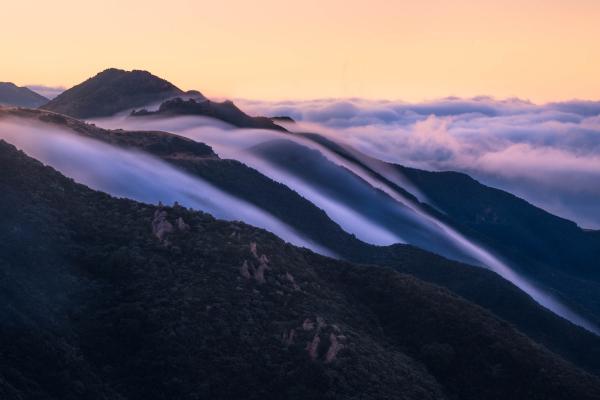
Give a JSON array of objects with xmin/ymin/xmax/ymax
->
[
  {"xmin": 19, "ymin": 80, "xmax": 600, "ymax": 106},
  {"xmin": 3, "ymin": 0, "xmax": 600, "ymax": 102}
]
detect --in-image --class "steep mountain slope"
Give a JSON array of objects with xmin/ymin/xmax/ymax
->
[
  {"xmin": 0, "ymin": 82, "xmax": 49, "ymax": 107},
  {"xmin": 40, "ymin": 68, "xmax": 190, "ymax": 118},
  {"xmin": 397, "ymin": 166, "xmax": 600, "ymax": 319},
  {"xmin": 0, "ymin": 107, "xmax": 359, "ymax": 256},
  {"xmin": 1, "ymin": 140, "xmax": 600, "ymax": 400},
  {"xmin": 131, "ymin": 97, "xmax": 286, "ymax": 131},
  {"xmin": 289, "ymin": 131, "xmax": 600, "ymax": 320},
  {"xmin": 1, "ymin": 107, "xmax": 600, "ymax": 376},
  {"xmin": 248, "ymin": 139, "xmax": 476, "ymax": 263},
  {"xmin": 300, "ymin": 131, "xmax": 600, "ymax": 274},
  {"xmin": 398, "ymin": 166, "xmax": 600, "ymax": 275}
]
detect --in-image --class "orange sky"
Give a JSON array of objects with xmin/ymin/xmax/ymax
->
[{"xmin": 2, "ymin": 0, "xmax": 600, "ymax": 102}]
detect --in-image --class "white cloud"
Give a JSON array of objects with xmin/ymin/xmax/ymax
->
[{"xmin": 236, "ymin": 97, "xmax": 600, "ymax": 229}]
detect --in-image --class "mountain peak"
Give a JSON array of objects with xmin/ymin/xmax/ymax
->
[
  {"xmin": 40, "ymin": 68, "xmax": 184, "ymax": 118},
  {"xmin": 0, "ymin": 82, "xmax": 49, "ymax": 107},
  {"xmin": 96, "ymin": 67, "xmax": 153, "ymax": 77}
]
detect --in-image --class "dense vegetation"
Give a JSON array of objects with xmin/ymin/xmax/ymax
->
[
  {"xmin": 398, "ymin": 166, "xmax": 600, "ymax": 314},
  {"xmin": 294, "ymin": 131, "xmax": 600, "ymax": 325},
  {"xmin": 2, "ymin": 140, "xmax": 600, "ymax": 399},
  {"xmin": 2, "ymin": 107, "xmax": 600, "ymax": 377}
]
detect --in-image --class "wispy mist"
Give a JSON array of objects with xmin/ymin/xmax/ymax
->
[
  {"xmin": 94, "ymin": 112, "xmax": 600, "ymax": 334},
  {"xmin": 25, "ymin": 85, "xmax": 65, "ymax": 99},
  {"xmin": 237, "ymin": 97, "xmax": 600, "ymax": 229},
  {"xmin": 0, "ymin": 117, "xmax": 332, "ymax": 256}
]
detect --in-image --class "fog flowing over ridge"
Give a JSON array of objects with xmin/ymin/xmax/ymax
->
[
  {"xmin": 94, "ymin": 113, "xmax": 600, "ymax": 334},
  {"xmin": 236, "ymin": 97, "xmax": 600, "ymax": 229},
  {"xmin": 0, "ymin": 118, "xmax": 332, "ymax": 256}
]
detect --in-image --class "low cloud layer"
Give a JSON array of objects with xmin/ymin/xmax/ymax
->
[
  {"xmin": 0, "ymin": 117, "xmax": 330, "ymax": 255},
  {"xmin": 26, "ymin": 85, "xmax": 65, "ymax": 99},
  {"xmin": 95, "ymin": 113, "xmax": 600, "ymax": 333},
  {"xmin": 237, "ymin": 97, "xmax": 600, "ymax": 229}
]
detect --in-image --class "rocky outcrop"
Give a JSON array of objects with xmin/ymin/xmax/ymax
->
[
  {"xmin": 325, "ymin": 333, "xmax": 344, "ymax": 363},
  {"xmin": 285, "ymin": 272, "xmax": 301, "ymax": 291},
  {"xmin": 306, "ymin": 335, "xmax": 321, "ymax": 360},
  {"xmin": 250, "ymin": 242, "xmax": 258, "ymax": 258},
  {"xmin": 254, "ymin": 258, "xmax": 269, "ymax": 284},
  {"xmin": 283, "ymin": 316, "xmax": 347, "ymax": 363},
  {"xmin": 152, "ymin": 209, "xmax": 173, "ymax": 241},
  {"xmin": 240, "ymin": 242, "xmax": 271, "ymax": 284},
  {"xmin": 240, "ymin": 260, "xmax": 251, "ymax": 279},
  {"xmin": 176, "ymin": 217, "xmax": 190, "ymax": 231},
  {"xmin": 151, "ymin": 205, "xmax": 190, "ymax": 242}
]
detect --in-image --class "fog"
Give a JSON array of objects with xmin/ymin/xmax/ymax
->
[
  {"xmin": 93, "ymin": 113, "xmax": 600, "ymax": 334},
  {"xmin": 237, "ymin": 97, "xmax": 600, "ymax": 229},
  {"xmin": 25, "ymin": 85, "xmax": 65, "ymax": 100},
  {"xmin": 0, "ymin": 117, "xmax": 332, "ymax": 256}
]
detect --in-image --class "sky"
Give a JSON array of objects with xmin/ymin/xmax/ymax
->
[{"xmin": 2, "ymin": 0, "xmax": 600, "ymax": 102}]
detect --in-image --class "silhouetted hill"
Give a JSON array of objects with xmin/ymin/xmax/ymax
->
[
  {"xmin": 292, "ymin": 131, "xmax": 600, "ymax": 323},
  {"xmin": 40, "ymin": 68, "xmax": 188, "ymax": 118},
  {"xmin": 2, "ymin": 107, "xmax": 600, "ymax": 377},
  {"xmin": 399, "ymin": 166, "xmax": 600, "ymax": 275},
  {"xmin": 131, "ymin": 97, "xmax": 287, "ymax": 131},
  {"xmin": 270, "ymin": 115, "xmax": 296, "ymax": 123},
  {"xmin": 39, "ymin": 68, "xmax": 282, "ymax": 130},
  {"xmin": 396, "ymin": 165, "xmax": 600, "ymax": 317},
  {"xmin": 2, "ymin": 139, "xmax": 600, "ymax": 400},
  {"xmin": 0, "ymin": 82, "xmax": 48, "ymax": 107}
]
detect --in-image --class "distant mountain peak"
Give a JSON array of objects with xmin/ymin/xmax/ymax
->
[
  {"xmin": 40, "ymin": 68, "xmax": 185, "ymax": 118},
  {"xmin": 0, "ymin": 81, "xmax": 49, "ymax": 107}
]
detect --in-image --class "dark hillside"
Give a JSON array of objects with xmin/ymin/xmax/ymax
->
[
  {"xmin": 40, "ymin": 68, "xmax": 185, "ymax": 118},
  {"xmin": 2, "ymin": 108, "xmax": 600, "ymax": 376},
  {"xmin": 1, "ymin": 140, "xmax": 600, "ymax": 399},
  {"xmin": 0, "ymin": 82, "xmax": 48, "ymax": 107}
]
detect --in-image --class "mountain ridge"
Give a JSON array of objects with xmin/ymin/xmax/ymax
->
[
  {"xmin": 0, "ymin": 82, "xmax": 49, "ymax": 107},
  {"xmin": 2, "ymin": 107, "xmax": 600, "ymax": 376},
  {"xmin": 40, "ymin": 68, "xmax": 189, "ymax": 118},
  {"xmin": 287, "ymin": 131, "xmax": 600, "ymax": 321},
  {"xmin": 131, "ymin": 97, "xmax": 287, "ymax": 131},
  {"xmin": 1, "ymin": 139, "xmax": 600, "ymax": 399}
]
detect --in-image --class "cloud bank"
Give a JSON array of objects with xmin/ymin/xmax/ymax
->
[
  {"xmin": 26, "ymin": 85, "xmax": 65, "ymax": 99},
  {"xmin": 237, "ymin": 97, "xmax": 600, "ymax": 229}
]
